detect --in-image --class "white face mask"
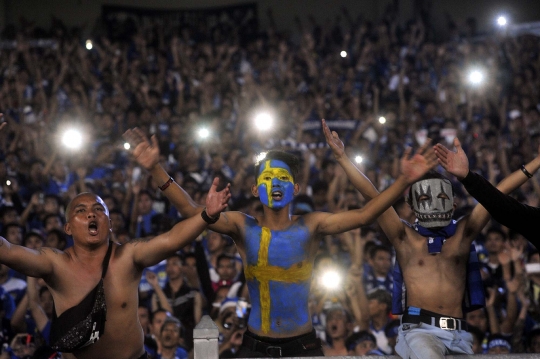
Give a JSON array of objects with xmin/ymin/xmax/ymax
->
[{"xmin": 410, "ymin": 178, "xmax": 454, "ymax": 228}]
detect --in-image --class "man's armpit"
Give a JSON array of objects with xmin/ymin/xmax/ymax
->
[{"xmin": 129, "ymin": 237, "xmax": 152, "ymax": 247}]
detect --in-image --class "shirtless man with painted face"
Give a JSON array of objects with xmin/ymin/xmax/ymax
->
[
  {"xmin": 0, "ymin": 119, "xmax": 230, "ymax": 359},
  {"xmin": 322, "ymin": 120, "xmax": 534, "ymax": 358},
  {"xmin": 124, "ymin": 122, "xmax": 437, "ymax": 357}
]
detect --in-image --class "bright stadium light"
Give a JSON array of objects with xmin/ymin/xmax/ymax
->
[
  {"xmin": 254, "ymin": 112, "xmax": 274, "ymax": 131},
  {"xmin": 378, "ymin": 116, "xmax": 387, "ymax": 124},
  {"xmin": 340, "ymin": 50, "xmax": 347, "ymax": 58},
  {"xmin": 497, "ymin": 16, "xmax": 507, "ymax": 27},
  {"xmin": 86, "ymin": 39, "xmax": 93, "ymax": 50},
  {"xmin": 355, "ymin": 155, "xmax": 363, "ymax": 164},
  {"xmin": 468, "ymin": 69, "xmax": 484, "ymax": 85},
  {"xmin": 255, "ymin": 152, "xmax": 268, "ymax": 164},
  {"xmin": 320, "ymin": 270, "xmax": 342, "ymax": 290},
  {"xmin": 198, "ymin": 127, "xmax": 210, "ymax": 139},
  {"xmin": 62, "ymin": 129, "xmax": 83, "ymax": 149}
]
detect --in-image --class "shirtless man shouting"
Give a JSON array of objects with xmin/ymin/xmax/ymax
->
[{"xmin": 0, "ymin": 120, "xmax": 230, "ymax": 359}]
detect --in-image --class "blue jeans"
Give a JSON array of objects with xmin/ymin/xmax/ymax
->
[{"xmin": 396, "ymin": 322, "xmax": 473, "ymax": 359}]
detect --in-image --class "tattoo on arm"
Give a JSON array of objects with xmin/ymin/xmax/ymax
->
[{"xmin": 130, "ymin": 237, "xmax": 152, "ymax": 247}]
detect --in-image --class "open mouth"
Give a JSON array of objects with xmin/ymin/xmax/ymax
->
[
  {"xmin": 331, "ymin": 325, "xmax": 338, "ymax": 332},
  {"xmin": 88, "ymin": 221, "xmax": 98, "ymax": 235},
  {"xmin": 271, "ymin": 190, "xmax": 283, "ymax": 201}
]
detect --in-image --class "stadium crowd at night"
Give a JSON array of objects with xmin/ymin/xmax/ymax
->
[{"xmin": 0, "ymin": 2, "xmax": 540, "ymax": 357}]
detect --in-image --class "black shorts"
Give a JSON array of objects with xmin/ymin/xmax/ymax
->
[{"xmin": 237, "ymin": 329, "xmax": 323, "ymax": 358}]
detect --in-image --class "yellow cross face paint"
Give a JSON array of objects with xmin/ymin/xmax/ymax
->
[{"xmin": 256, "ymin": 160, "xmax": 295, "ymax": 209}]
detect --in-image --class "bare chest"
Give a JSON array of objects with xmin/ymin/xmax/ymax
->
[{"xmin": 51, "ymin": 257, "xmax": 140, "ymax": 316}]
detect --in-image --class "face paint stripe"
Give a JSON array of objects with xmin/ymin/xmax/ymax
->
[
  {"xmin": 257, "ymin": 160, "xmax": 294, "ymax": 209},
  {"xmin": 259, "ymin": 227, "xmax": 271, "ymax": 333},
  {"xmin": 244, "ymin": 227, "xmax": 312, "ymax": 334}
]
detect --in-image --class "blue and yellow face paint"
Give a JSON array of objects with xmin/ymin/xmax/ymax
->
[{"xmin": 256, "ymin": 160, "xmax": 295, "ymax": 209}]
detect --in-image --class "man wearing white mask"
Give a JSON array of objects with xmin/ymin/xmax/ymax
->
[{"xmin": 323, "ymin": 121, "xmax": 532, "ymax": 359}]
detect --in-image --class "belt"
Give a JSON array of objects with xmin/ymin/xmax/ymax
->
[
  {"xmin": 242, "ymin": 331, "xmax": 321, "ymax": 357},
  {"xmin": 401, "ymin": 313, "xmax": 468, "ymax": 331}
]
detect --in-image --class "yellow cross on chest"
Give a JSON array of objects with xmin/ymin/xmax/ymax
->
[{"xmin": 244, "ymin": 227, "xmax": 312, "ymax": 334}]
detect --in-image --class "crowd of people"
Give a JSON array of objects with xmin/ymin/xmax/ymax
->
[{"xmin": 0, "ymin": 2, "xmax": 540, "ymax": 358}]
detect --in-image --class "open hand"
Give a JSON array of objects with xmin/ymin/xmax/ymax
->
[
  {"xmin": 400, "ymin": 139, "xmax": 437, "ymax": 184},
  {"xmin": 206, "ymin": 177, "xmax": 232, "ymax": 218},
  {"xmin": 434, "ymin": 137, "xmax": 469, "ymax": 180},
  {"xmin": 123, "ymin": 128, "xmax": 160, "ymax": 171},
  {"xmin": 322, "ymin": 118, "xmax": 346, "ymax": 160}
]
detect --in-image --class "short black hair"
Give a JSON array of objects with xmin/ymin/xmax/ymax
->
[
  {"xmin": 217, "ymin": 253, "xmax": 236, "ymax": 267},
  {"xmin": 369, "ymin": 244, "xmax": 392, "ymax": 259},
  {"xmin": 346, "ymin": 330, "xmax": 377, "ymax": 351},
  {"xmin": 23, "ymin": 230, "xmax": 44, "ymax": 247},
  {"xmin": 367, "ymin": 289, "xmax": 392, "ymax": 311},
  {"xmin": 46, "ymin": 228, "xmax": 67, "ymax": 249},
  {"xmin": 167, "ymin": 252, "xmax": 185, "ymax": 265},
  {"xmin": 43, "ymin": 213, "xmax": 63, "ymax": 227},
  {"xmin": 254, "ymin": 150, "xmax": 300, "ymax": 182},
  {"xmin": 1, "ymin": 222, "xmax": 23, "ymax": 237},
  {"xmin": 486, "ymin": 227, "xmax": 506, "ymax": 239}
]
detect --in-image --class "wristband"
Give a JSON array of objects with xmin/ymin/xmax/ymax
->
[
  {"xmin": 521, "ymin": 165, "xmax": 533, "ymax": 179},
  {"xmin": 158, "ymin": 177, "xmax": 174, "ymax": 191},
  {"xmin": 201, "ymin": 208, "xmax": 219, "ymax": 224}
]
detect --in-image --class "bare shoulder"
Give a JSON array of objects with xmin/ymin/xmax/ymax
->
[
  {"xmin": 38, "ymin": 247, "xmax": 72, "ymax": 268},
  {"xmin": 218, "ymin": 210, "xmax": 246, "ymax": 225},
  {"xmin": 38, "ymin": 246, "xmax": 68, "ymax": 257},
  {"xmin": 211, "ymin": 210, "xmax": 249, "ymax": 239},
  {"xmin": 295, "ymin": 211, "xmax": 329, "ymax": 232},
  {"xmin": 300, "ymin": 211, "xmax": 330, "ymax": 223}
]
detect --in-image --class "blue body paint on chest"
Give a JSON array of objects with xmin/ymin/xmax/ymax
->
[{"xmin": 244, "ymin": 217, "xmax": 313, "ymax": 334}]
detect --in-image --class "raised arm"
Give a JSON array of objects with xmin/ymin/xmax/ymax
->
[
  {"xmin": 130, "ymin": 177, "xmax": 230, "ymax": 268},
  {"xmin": 322, "ymin": 119, "xmax": 406, "ymax": 243},
  {"xmin": 0, "ymin": 239, "xmax": 54, "ymax": 279},
  {"xmin": 435, "ymin": 138, "xmax": 540, "ymax": 243},
  {"xmin": 315, "ymin": 120, "xmax": 437, "ymax": 235},
  {"xmin": 123, "ymin": 128, "xmax": 242, "ymax": 238}
]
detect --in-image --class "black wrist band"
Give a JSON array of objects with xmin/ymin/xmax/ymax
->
[
  {"xmin": 158, "ymin": 177, "xmax": 174, "ymax": 191},
  {"xmin": 201, "ymin": 208, "xmax": 219, "ymax": 224},
  {"xmin": 521, "ymin": 165, "xmax": 533, "ymax": 179}
]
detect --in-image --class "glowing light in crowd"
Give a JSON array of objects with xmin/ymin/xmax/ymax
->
[
  {"xmin": 254, "ymin": 112, "xmax": 273, "ymax": 130},
  {"xmin": 379, "ymin": 116, "xmax": 387, "ymax": 124},
  {"xmin": 198, "ymin": 127, "xmax": 210, "ymax": 139},
  {"xmin": 340, "ymin": 51, "xmax": 347, "ymax": 58},
  {"xmin": 321, "ymin": 270, "xmax": 342, "ymax": 290},
  {"xmin": 62, "ymin": 129, "xmax": 83, "ymax": 149},
  {"xmin": 124, "ymin": 142, "xmax": 131, "ymax": 150},
  {"xmin": 255, "ymin": 152, "xmax": 268, "ymax": 164},
  {"xmin": 86, "ymin": 40, "xmax": 93, "ymax": 50},
  {"xmin": 497, "ymin": 16, "xmax": 507, "ymax": 27},
  {"xmin": 468, "ymin": 70, "xmax": 484, "ymax": 85},
  {"xmin": 355, "ymin": 155, "xmax": 363, "ymax": 164},
  {"xmin": 5, "ymin": 180, "xmax": 11, "ymax": 186}
]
